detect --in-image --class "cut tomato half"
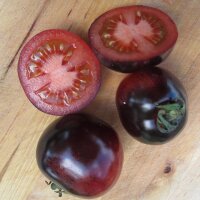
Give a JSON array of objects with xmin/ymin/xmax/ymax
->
[
  {"xmin": 18, "ymin": 30, "xmax": 101, "ymax": 116},
  {"xmin": 89, "ymin": 5, "xmax": 178, "ymax": 72}
]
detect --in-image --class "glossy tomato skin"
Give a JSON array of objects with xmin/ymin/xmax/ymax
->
[
  {"xmin": 116, "ymin": 67, "xmax": 187, "ymax": 144},
  {"xmin": 36, "ymin": 113, "xmax": 123, "ymax": 197},
  {"xmin": 89, "ymin": 5, "xmax": 178, "ymax": 73},
  {"xmin": 92, "ymin": 47, "xmax": 171, "ymax": 73}
]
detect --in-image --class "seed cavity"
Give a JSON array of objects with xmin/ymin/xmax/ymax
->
[
  {"xmin": 27, "ymin": 62, "xmax": 45, "ymax": 79},
  {"xmin": 109, "ymin": 19, "xmax": 118, "ymax": 24},
  {"xmin": 44, "ymin": 93, "xmax": 59, "ymax": 105},
  {"xmin": 80, "ymin": 79, "xmax": 87, "ymax": 83},
  {"xmin": 135, "ymin": 11, "xmax": 142, "ymax": 24},
  {"xmin": 73, "ymin": 79, "xmax": 87, "ymax": 91},
  {"xmin": 38, "ymin": 47, "xmax": 49, "ymax": 57},
  {"xmin": 108, "ymin": 40, "xmax": 116, "ymax": 47},
  {"xmin": 136, "ymin": 11, "xmax": 141, "ymax": 17},
  {"xmin": 100, "ymin": 11, "xmax": 166, "ymax": 53},
  {"xmin": 45, "ymin": 44, "xmax": 52, "ymax": 52},
  {"xmin": 38, "ymin": 90, "xmax": 50, "ymax": 100},
  {"xmin": 60, "ymin": 43, "xmax": 64, "ymax": 51},
  {"xmin": 66, "ymin": 50, "xmax": 73, "ymax": 57},
  {"xmin": 106, "ymin": 26, "xmax": 115, "ymax": 30},
  {"xmin": 144, "ymin": 35, "xmax": 162, "ymax": 45},
  {"xmin": 51, "ymin": 44, "xmax": 56, "ymax": 53},
  {"xmin": 72, "ymin": 86, "xmax": 80, "ymax": 92},
  {"xmin": 31, "ymin": 53, "xmax": 43, "ymax": 62},
  {"xmin": 103, "ymin": 33, "xmax": 111, "ymax": 39},
  {"xmin": 71, "ymin": 89, "xmax": 80, "ymax": 99},
  {"xmin": 62, "ymin": 45, "xmax": 76, "ymax": 65},
  {"xmin": 63, "ymin": 91, "xmax": 71, "ymax": 106},
  {"xmin": 119, "ymin": 14, "xmax": 123, "ymax": 21},
  {"xmin": 35, "ymin": 83, "xmax": 51, "ymax": 99},
  {"xmin": 79, "ymin": 83, "xmax": 86, "ymax": 91},
  {"xmin": 38, "ymin": 51, "xmax": 44, "ymax": 57},
  {"xmin": 80, "ymin": 69, "xmax": 90, "ymax": 76},
  {"xmin": 131, "ymin": 40, "xmax": 138, "ymax": 48}
]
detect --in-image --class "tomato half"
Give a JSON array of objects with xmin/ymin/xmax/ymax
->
[
  {"xmin": 18, "ymin": 30, "xmax": 101, "ymax": 116},
  {"xmin": 89, "ymin": 5, "xmax": 178, "ymax": 72}
]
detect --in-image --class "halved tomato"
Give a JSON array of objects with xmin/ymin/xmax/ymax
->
[
  {"xmin": 89, "ymin": 5, "xmax": 178, "ymax": 73},
  {"xmin": 18, "ymin": 30, "xmax": 101, "ymax": 116}
]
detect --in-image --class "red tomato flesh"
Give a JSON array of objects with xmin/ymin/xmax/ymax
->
[
  {"xmin": 18, "ymin": 30, "xmax": 101, "ymax": 116},
  {"xmin": 89, "ymin": 5, "xmax": 178, "ymax": 72}
]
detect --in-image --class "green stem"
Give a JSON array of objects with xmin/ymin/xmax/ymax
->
[
  {"xmin": 156, "ymin": 103, "xmax": 181, "ymax": 111},
  {"xmin": 158, "ymin": 110, "xmax": 176, "ymax": 131},
  {"xmin": 156, "ymin": 100, "xmax": 185, "ymax": 133},
  {"xmin": 45, "ymin": 180, "xmax": 67, "ymax": 197}
]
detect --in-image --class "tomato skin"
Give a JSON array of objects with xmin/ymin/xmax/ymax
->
[
  {"xmin": 36, "ymin": 113, "xmax": 123, "ymax": 197},
  {"xmin": 116, "ymin": 67, "xmax": 187, "ymax": 144},
  {"xmin": 18, "ymin": 29, "xmax": 101, "ymax": 116},
  {"xmin": 89, "ymin": 5, "xmax": 178, "ymax": 73},
  {"xmin": 91, "ymin": 46, "xmax": 172, "ymax": 73}
]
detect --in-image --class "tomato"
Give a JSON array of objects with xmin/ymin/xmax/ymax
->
[
  {"xmin": 89, "ymin": 5, "xmax": 178, "ymax": 72},
  {"xmin": 116, "ymin": 67, "xmax": 187, "ymax": 144},
  {"xmin": 36, "ymin": 113, "xmax": 123, "ymax": 197},
  {"xmin": 18, "ymin": 30, "xmax": 101, "ymax": 116}
]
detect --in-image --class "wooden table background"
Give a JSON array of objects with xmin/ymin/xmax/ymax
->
[{"xmin": 0, "ymin": 0, "xmax": 200, "ymax": 199}]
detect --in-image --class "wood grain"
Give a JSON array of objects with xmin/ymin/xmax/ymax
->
[{"xmin": 0, "ymin": 0, "xmax": 200, "ymax": 199}]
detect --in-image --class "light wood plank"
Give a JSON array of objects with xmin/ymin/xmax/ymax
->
[{"xmin": 0, "ymin": 0, "xmax": 200, "ymax": 200}]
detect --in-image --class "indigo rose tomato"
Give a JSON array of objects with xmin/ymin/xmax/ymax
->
[
  {"xmin": 116, "ymin": 67, "xmax": 187, "ymax": 144},
  {"xmin": 36, "ymin": 113, "xmax": 123, "ymax": 197},
  {"xmin": 18, "ymin": 30, "xmax": 101, "ymax": 116},
  {"xmin": 89, "ymin": 6, "xmax": 178, "ymax": 73}
]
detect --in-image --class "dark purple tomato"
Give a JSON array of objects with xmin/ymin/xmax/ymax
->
[
  {"xmin": 36, "ymin": 113, "xmax": 123, "ymax": 197},
  {"xmin": 116, "ymin": 67, "xmax": 187, "ymax": 144},
  {"xmin": 89, "ymin": 5, "xmax": 178, "ymax": 73}
]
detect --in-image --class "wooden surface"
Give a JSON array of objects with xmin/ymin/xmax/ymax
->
[{"xmin": 0, "ymin": 0, "xmax": 200, "ymax": 199}]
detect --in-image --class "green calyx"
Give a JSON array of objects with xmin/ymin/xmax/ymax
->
[
  {"xmin": 45, "ymin": 181, "xmax": 67, "ymax": 197},
  {"xmin": 156, "ymin": 100, "xmax": 185, "ymax": 133}
]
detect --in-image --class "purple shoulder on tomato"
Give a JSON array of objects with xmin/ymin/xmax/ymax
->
[
  {"xmin": 116, "ymin": 67, "xmax": 187, "ymax": 144},
  {"xmin": 36, "ymin": 113, "xmax": 123, "ymax": 197}
]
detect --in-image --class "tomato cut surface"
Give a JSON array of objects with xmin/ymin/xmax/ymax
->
[
  {"xmin": 89, "ymin": 5, "xmax": 178, "ymax": 72},
  {"xmin": 18, "ymin": 30, "xmax": 101, "ymax": 116}
]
